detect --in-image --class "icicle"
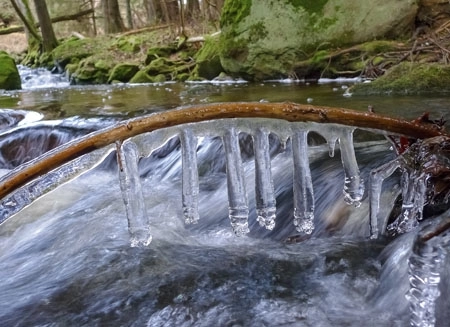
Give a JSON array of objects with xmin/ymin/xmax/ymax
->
[
  {"xmin": 327, "ymin": 134, "xmax": 338, "ymax": 157},
  {"xmin": 369, "ymin": 158, "xmax": 402, "ymax": 238},
  {"xmin": 292, "ymin": 129, "xmax": 315, "ymax": 234},
  {"xmin": 339, "ymin": 129, "xmax": 364, "ymax": 207},
  {"xmin": 388, "ymin": 170, "xmax": 428, "ymax": 235},
  {"xmin": 180, "ymin": 128, "xmax": 200, "ymax": 225},
  {"xmin": 222, "ymin": 127, "xmax": 249, "ymax": 236},
  {"xmin": 116, "ymin": 140, "xmax": 151, "ymax": 247},
  {"xmin": 407, "ymin": 235, "xmax": 446, "ymax": 327},
  {"xmin": 254, "ymin": 127, "xmax": 276, "ymax": 230}
]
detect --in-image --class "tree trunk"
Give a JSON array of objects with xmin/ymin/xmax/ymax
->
[
  {"xmin": 9, "ymin": 0, "xmax": 41, "ymax": 46},
  {"xmin": 32, "ymin": 0, "xmax": 58, "ymax": 52},
  {"xmin": 102, "ymin": 0, "xmax": 125, "ymax": 34},
  {"xmin": 125, "ymin": 0, "xmax": 133, "ymax": 29}
]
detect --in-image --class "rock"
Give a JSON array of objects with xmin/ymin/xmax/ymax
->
[
  {"xmin": 0, "ymin": 51, "xmax": 21, "ymax": 90},
  {"xmin": 220, "ymin": 0, "xmax": 418, "ymax": 80},
  {"xmin": 72, "ymin": 57, "xmax": 111, "ymax": 84},
  {"xmin": 145, "ymin": 46, "xmax": 177, "ymax": 65},
  {"xmin": 108, "ymin": 63, "xmax": 139, "ymax": 83},
  {"xmin": 129, "ymin": 70, "xmax": 154, "ymax": 84},
  {"xmin": 194, "ymin": 37, "xmax": 223, "ymax": 80}
]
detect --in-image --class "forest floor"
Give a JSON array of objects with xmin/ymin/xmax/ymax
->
[{"xmin": 0, "ymin": 32, "xmax": 27, "ymax": 54}]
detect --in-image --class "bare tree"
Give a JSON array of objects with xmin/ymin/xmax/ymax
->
[{"xmin": 33, "ymin": 0, "xmax": 58, "ymax": 52}]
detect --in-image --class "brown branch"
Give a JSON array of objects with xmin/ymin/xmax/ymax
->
[
  {"xmin": 0, "ymin": 8, "xmax": 94, "ymax": 35},
  {"xmin": 0, "ymin": 102, "xmax": 448, "ymax": 201}
]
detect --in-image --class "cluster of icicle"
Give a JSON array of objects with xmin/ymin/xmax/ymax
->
[
  {"xmin": 369, "ymin": 136, "xmax": 450, "ymax": 238},
  {"xmin": 0, "ymin": 119, "xmax": 366, "ymax": 246},
  {"xmin": 116, "ymin": 119, "xmax": 365, "ymax": 246}
]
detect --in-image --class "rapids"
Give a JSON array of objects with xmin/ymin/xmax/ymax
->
[{"xmin": 0, "ymin": 68, "xmax": 449, "ymax": 326}]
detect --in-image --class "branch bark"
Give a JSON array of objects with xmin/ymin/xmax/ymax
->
[{"xmin": 0, "ymin": 102, "xmax": 448, "ymax": 200}]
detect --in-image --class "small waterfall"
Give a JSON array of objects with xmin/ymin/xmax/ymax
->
[{"xmin": 18, "ymin": 65, "xmax": 70, "ymax": 89}]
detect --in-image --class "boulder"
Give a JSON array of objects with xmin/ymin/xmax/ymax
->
[
  {"xmin": 108, "ymin": 63, "xmax": 139, "ymax": 83},
  {"xmin": 220, "ymin": 0, "xmax": 418, "ymax": 80},
  {"xmin": 0, "ymin": 51, "xmax": 21, "ymax": 90}
]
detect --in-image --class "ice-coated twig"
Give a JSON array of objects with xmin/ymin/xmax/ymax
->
[
  {"xmin": 292, "ymin": 129, "xmax": 315, "ymax": 234},
  {"xmin": 180, "ymin": 128, "xmax": 200, "ymax": 225},
  {"xmin": 222, "ymin": 127, "xmax": 249, "ymax": 236},
  {"xmin": 0, "ymin": 146, "xmax": 114, "ymax": 225},
  {"xmin": 339, "ymin": 129, "xmax": 364, "ymax": 207},
  {"xmin": 254, "ymin": 127, "xmax": 276, "ymax": 230},
  {"xmin": 369, "ymin": 158, "xmax": 402, "ymax": 238},
  {"xmin": 116, "ymin": 140, "xmax": 151, "ymax": 247}
]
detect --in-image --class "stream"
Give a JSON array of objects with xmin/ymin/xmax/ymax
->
[{"xmin": 0, "ymin": 68, "xmax": 449, "ymax": 326}]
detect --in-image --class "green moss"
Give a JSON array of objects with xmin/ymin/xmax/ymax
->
[
  {"xmin": 360, "ymin": 40, "xmax": 398, "ymax": 55},
  {"xmin": 248, "ymin": 21, "xmax": 268, "ymax": 42},
  {"xmin": 220, "ymin": 0, "xmax": 252, "ymax": 27},
  {"xmin": 52, "ymin": 37, "xmax": 98, "ymax": 67},
  {"xmin": 351, "ymin": 62, "xmax": 450, "ymax": 95},
  {"xmin": 108, "ymin": 63, "xmax": 139, "ymax": 83},
  {"xmin": 288, "ymin": 0, "xmax": 329, "ymax": 13},
  {"xmin": 114, "ymin": 37, "xmax": 141, "ymax": 53},
  {"xmin": 145, "ymin": 46, "xmax": 177, "ymax": 65},
  {"xmin": 129, "ymin": 70, "xmax": 154, "ymax": 84},
  {"xmin": 194, "ymin": 37, "xmax": 223, "ymax": 80}
]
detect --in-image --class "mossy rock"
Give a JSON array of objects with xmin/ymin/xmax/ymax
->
[
  {"xmin": 108, "ymin": 63, "xmax": 140, "ymax": 83},
  {"xmin": 153, "ymin": 74, "xmax": 166, "ymax": 83},
  {"xmin": 129, "ymin": 70, "xmax": 154, "ymax": 84},
  {"xmin": 194, "ymin": 37, "xmax": 223, "ymax": 80},
  {"xmin": 72, "ymin": 57, "xmax": 110, "ymax": 84},
  {"xmin": 350, "ymin": 62, "xmax": 450, "ymax": 95},
  {"xmin": 145, "ymin": 46, "xmax": 177, "ymax": 65},
  {"xmin": 114, "ymin": 37, "xmax": 141, "ymax": 53},
  {"xmin": 146, "ymin": 57, "xmax": 174, "ymax": 75},
  {"xmin": 219, "ymin": 0, "xmax": 418, "ymax": 80},
  {"xmin": 52, "ymin": 37, "xmax": 99, "ymax": 69},
  {"xmin": 0, "ymin": 51, "xmax": 21, "ymax": 90}
]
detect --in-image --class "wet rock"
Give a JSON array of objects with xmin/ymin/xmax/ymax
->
[
  {"xmin": 0, "ymin": 51, "xmax": 21, "ymax": 90},
  {"xmin": 194, "ymin": 37, "xmax": 223, "ymax": 80}
]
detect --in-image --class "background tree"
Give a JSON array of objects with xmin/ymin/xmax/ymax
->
[
  {"xmin": 102, "ymin": 0, "xmax": 125, "ymax": 33},
  {"xmin": 32, "ymin": 0, "xmax": 57, "ymax": 51}
]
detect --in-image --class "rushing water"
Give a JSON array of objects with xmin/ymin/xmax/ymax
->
[{"xmin": 0, "ymin": 69, "xmax": 450, "ymax": 326}]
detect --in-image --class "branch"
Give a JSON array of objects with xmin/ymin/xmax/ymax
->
[
  {"xmin": 0, "ymin": 8, "xmax": 94, "ymax": 35},
  {"xmin": 0, "ymin": 102, "xmax": 448, "ymax": 200}
]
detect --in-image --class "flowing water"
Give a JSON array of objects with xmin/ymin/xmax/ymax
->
[{"xmin": 0, "ymin": 69, "xmax": 450, "ymax": 326}]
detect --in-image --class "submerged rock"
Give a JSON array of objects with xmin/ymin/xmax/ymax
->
[
  {"xmin": 0, "ymin": 51, "xmax": 21, "ymax": 90},
  {"xmin": 220, "ymin": 0, "xmax": 418, "ymax": 80}
]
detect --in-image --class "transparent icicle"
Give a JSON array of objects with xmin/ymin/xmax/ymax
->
[
  {"xmin": 222, "ymin": 127, "xmax": 249, "ymax": 236},
  {"xmin": 339, "ymin": 129, "xmax": 364, "ymax": 207},
  {"xmin": 292, "ymin": 129, "xmax": 315, "ymax": 234},
  {"xmin": 389, "ymin": 170, "xmax": 428, "ymax": 235},
  {"xmin": 327, "ymin": 134, "xmax": 338, "ymax": 157},
  {"xmin": 180, "ymin": 128, "xmax": 200, "ymax": 225},
  {"xmin": 117, "ymin": 140, "xmax": 151, "ymax": 247},
  {"xmin": 407, "ymin": 236, "xmax": 446, "ymax": 327},
  {"xmin": 254, "ymin": 127, "xmax": 276, "ymax": 230},
  {"xmin": 0, "ymin": 146, "xmax": 114, "ymax": 224},
  {"xmin": 369, "ymin": 158, "xmax": 401, "ymax": 238}
]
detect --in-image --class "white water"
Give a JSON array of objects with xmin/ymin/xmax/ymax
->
[{"xmin": 0, "ymin": 67, "xmax": 450, "ymax": 326}]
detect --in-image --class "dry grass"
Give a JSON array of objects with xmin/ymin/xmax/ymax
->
[{"xmin": 0, "ymin": 32, "xmax": 27, "ymax": 54}]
